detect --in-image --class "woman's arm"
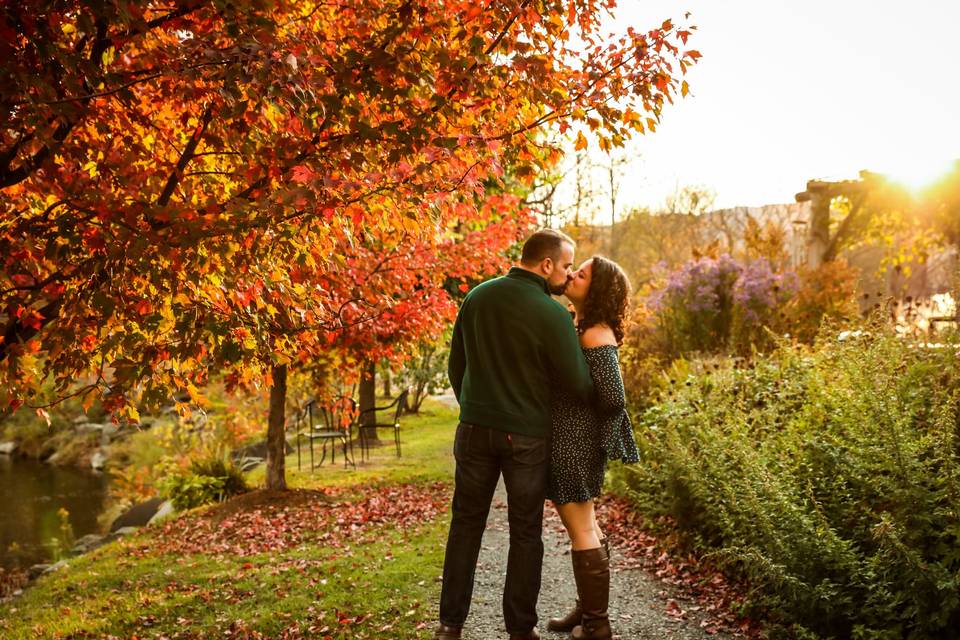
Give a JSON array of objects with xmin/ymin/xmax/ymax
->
[{"xmin": 581, "ymin": 327, "xmax": 626, "ymax": 416}]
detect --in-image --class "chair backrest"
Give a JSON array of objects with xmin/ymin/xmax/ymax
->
[
  {"xmin": 393, "ymin": 388, "xmax": 410, "ymax": 424},
  {"xmin": 315, "ymin": 396, "xmax": 357, "ymax": 433}
]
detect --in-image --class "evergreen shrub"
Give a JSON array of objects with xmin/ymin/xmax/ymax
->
[{"xmin": 159, "ymin": 455, "xmax": 249, "ymax": 510}]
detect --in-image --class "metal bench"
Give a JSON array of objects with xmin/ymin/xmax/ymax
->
[
  {"xmin": 295, "ymin": 396, "xmax": 357, "ymax": 470},
  {"xmin": 357, "ymin": 388, "xmax": 408, "ymax": 462}
]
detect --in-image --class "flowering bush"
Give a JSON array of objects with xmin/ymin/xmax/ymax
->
[
  {"xmin": 648, "ymin": 254, "xmax": 743, "ymax": 355},
  {"xmin": 640, "ymin": 255, "xmax": 857, "ymax": 360},
  {"xmin": 647, "ymin": 254, "xmax": 801, "ymax": 357},
  {"xmin": 622, "ymin": 256, "xmax": 858, "ymax": 403},
  {"xmin": 732, "ymin": 258, "xmax": 799, "ymax": 349}
]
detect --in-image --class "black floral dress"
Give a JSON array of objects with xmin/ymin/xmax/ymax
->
[{"xmin": 548, "ymin": 345, "xmax": 640, "ymax": 505}]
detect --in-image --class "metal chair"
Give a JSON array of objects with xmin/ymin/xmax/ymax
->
[
  {"xmin": 295, "ymin": 396, "xmax": 357, "ymax": 470},
  {"xmin": 357, "ymin": 388, "xmax": 408, "ymax": 462}
]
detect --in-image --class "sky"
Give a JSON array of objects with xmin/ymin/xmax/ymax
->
[{"xmin": 576, "ymin": 0, "xmax": 960, "ymax": 213}]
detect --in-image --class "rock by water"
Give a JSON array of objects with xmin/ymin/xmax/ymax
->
[
  {"xmin": 90, "ymin": 450, "xmax": 107, "ymax": 470},
  {"xmin": 71, "ymin": 533, "xmax": 107, "ymax": 555},
  {"xmin": 110, "ymin": 497, "xmax": 164, "ymax": 532},
  {"xmin": 147, "ymin": 500, "xmax": 175, "ymax": 525}
]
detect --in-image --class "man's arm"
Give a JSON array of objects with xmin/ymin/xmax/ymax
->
[
  {"xmin": 544, "ymin": 305, "xmax": 594, "ymax": 403},
  {"xmin": 447, "ymin": 305, "xmax": 467, "ymax": 400}
]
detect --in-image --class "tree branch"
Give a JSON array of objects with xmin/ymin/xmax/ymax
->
[{"xmin": 156, "ymin": 103, "xmax": 215, "ymax": 207}]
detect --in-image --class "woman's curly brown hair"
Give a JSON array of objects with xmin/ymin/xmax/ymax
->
[{"xmin": 576, "ymin": 255, "xmax": 632, "ymax": 344}]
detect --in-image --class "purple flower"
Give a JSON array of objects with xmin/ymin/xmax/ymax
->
[{"xmin": 645, "ymin": 255, "xmax": 800, "ymax": 354}]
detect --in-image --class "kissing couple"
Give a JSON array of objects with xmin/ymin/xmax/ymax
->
[{"xmin": 435, "ymin": 228, "xmax": 640, "ymax": 639}]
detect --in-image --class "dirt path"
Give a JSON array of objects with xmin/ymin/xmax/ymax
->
[{"xmin": 457, "ymin": 480, "xmax": 733, "ymax": 640}]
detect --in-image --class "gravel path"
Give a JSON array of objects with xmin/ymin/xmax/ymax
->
[{"xmin": 458, "ymin": 479, "xmax": 732, "ymax": 640}]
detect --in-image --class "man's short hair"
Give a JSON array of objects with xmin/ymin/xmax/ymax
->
[{"xmin": 520, "ymin": 228, "xmax": 575, "ymax": 265}]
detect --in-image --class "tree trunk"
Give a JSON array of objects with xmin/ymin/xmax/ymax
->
[
  {"xmin": 265, "ymin": 364, "xmax": 287, "ymax": 491},
  {"xmin": 358, "ymin": 360, "xmax": 379, "ymax": 444}
]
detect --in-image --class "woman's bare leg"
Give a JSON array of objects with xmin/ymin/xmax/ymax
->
[
  {"xmin": 593, "ymin": 514, "xmax": 605, "ymax": 545},
  {"xmin": 556, "ymin": 500, "xmax": 601, "ymax": 550}
]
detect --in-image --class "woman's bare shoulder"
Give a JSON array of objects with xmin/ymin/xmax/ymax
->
[{"xmin": 579, "ymin": 323, "xmax": 617, "ymax": 348}]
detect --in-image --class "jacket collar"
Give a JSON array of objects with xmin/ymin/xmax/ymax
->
[{"xmin": 507, "ymin": 266, "xmax": 550, "ymax": 295}]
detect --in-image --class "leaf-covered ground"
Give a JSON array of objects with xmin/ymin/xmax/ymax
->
[
  {"xmin": 141, "ymin": 482, "xmax": 449, "ymax": 558},
  {"xmin": 593, "ymin": 496, "xmax": 762, "ymax": 637}
]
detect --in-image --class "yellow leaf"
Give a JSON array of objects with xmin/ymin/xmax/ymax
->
[
  {"xmin": 61, "ymin": 23, "xmax": 75, "ymax": 35},
  {"xmin": 401, "ymin": 215, "xmax": 421, "ymax": 233},
  {"xmin": 82, "ymin": 390, "xmax": 96, "ymax": 413}
]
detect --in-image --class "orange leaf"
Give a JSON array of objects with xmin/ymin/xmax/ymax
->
[{"xmin": 574, "ymin": 131, "xmax": 588, "ymax": 151}]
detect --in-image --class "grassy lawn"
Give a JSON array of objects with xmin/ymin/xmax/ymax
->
[
  {"xmin": 249, "ymin": 397, "xmax": 458, "ymax": 492},
  {"xmin": 0, "ymin": 398, "xmax": 460, "ymax": 639}
]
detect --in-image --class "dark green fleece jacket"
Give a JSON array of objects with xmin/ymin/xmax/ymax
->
[{"xmin": 447, "ymin": 267, "xmax": 595, "ymax": 438}]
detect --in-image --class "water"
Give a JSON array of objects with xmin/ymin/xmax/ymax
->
[{"xmin": 0, "ymin": 456, "xmax": 109, "ymax": 569}]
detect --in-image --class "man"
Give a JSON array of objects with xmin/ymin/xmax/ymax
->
[{"xmin": 435, "ymin": 228, "xmax": 595, "ymax": 640}]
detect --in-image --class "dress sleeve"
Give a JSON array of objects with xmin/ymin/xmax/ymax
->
[{"xmin": 592, "ymin": 347, "xmax": 640, "ymax": 464}]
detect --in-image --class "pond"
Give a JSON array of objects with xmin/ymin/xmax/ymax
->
[{"xmin": 0, "ymin": 456, "xmax": 109, "ymax": 569}]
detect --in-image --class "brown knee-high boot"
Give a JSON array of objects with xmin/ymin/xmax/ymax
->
[
  {"xmin": 570, "ymin": 545, "xmax": 611, "ymax": 640},
  {"xmin": 547, "ymin": 539, "xmax": 609, "ymax": 632}
]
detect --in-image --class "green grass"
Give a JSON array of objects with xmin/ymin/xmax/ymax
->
[
  {"xmin": 0, "ymin": 397, "xmax": 460, "ymax": 639},
  {"xmin": 0, "ymin": 521, "xmax": 448, "ymax": 639},
  {"xmin": 248, "ymin": 397, "xmax": 459, "ymax": 492}
]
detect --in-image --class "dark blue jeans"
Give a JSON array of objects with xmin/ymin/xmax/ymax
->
[{"xmin": 439, "ymin": 422, "xmax": 548, "ymax": 634}]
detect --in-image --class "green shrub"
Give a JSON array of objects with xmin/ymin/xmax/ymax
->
[
  {"xmin": 188, "ymin": 455, "xmax": 249, "ymax": 499},
  {"xmin": 159, "ymin": 455, "xmax": 249, "ymax": 511},
  {"xmin": 619, "ymin": 326, "xmax": 960, "ymax": 638}
]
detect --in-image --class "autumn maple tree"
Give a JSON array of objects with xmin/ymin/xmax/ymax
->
[{"xmin": 1, "ymin": 0, "xmax": 697, "ymax": 488}]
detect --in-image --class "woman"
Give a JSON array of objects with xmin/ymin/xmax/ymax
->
[{"xmin": 547, "ymin": 255, "xmax": 640, "ymax": 640}]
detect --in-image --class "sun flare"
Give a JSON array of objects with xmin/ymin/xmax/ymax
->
[{"xmin": 878, "ymin": 155, "xmax": 959, "ymax": 193}]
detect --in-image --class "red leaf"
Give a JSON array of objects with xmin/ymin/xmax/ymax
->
[{"xmin": 291, "ymin": 165, "xmax": 314, "ymax": 184}]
